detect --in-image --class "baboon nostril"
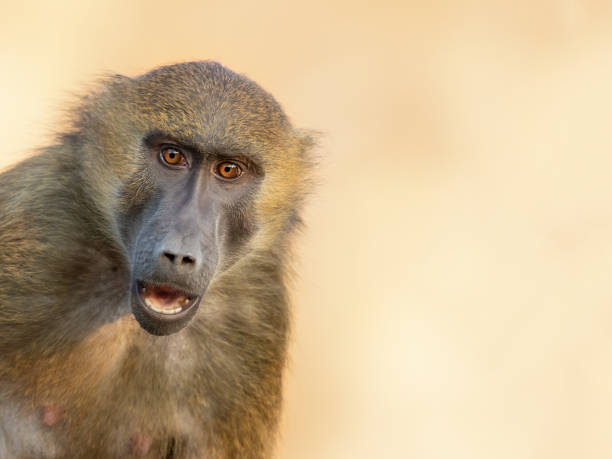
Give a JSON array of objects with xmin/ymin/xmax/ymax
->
[
  {"xmin": 181, "ymin": 255, "xmax": 195, "ymax": 265},
  {"xmin": 162, "ymin": 251, "xmax": 196, "ymax": 267}
]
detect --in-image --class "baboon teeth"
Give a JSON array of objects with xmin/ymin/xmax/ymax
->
[
  {"xmin": 144, "ymin": 298, "xmax": 183, "ymax": 315},
  {"xmin": 138, "ymin": 282, "xmax": 196, "ymax": 315}
]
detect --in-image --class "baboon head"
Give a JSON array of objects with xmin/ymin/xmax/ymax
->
[{"xmin": 73, "ymin": 62, "xmax": 312, "ymax": 336}]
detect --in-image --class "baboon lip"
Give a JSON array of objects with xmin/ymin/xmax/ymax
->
[{"xmin": 136, "ymin": 281, "xmax": 199, "ymax": 317}]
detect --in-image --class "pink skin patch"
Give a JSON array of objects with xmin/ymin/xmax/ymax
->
[
  {"xmin": 41, "ymin": 404, "xmax": 64, "ymax": 427},
  {"xmin": 130, "ymin": 432, "xmax": 152, "ymax": 457}
]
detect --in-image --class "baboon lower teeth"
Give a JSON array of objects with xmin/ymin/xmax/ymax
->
[{"xmin": 143, "ymin": 297, "xmax": 183, "ymax": 315}]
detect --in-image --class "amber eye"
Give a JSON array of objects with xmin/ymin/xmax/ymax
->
[
  {"xmin": 160, "ymin": 146, "xmax": 187, "ymax": 167},
  {"xmin": 215, "ymin": 161, "xmax": 243, "ymax": 180}
]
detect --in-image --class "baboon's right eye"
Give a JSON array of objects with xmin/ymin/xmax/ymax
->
[{"xmin": 160, "ymin": 146, "xmax": 188, "ymax": 168}]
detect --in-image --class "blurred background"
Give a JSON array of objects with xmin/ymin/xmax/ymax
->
[{"xmin": 2, "ymin": 1, "xmax": 612, "ymax": 457}]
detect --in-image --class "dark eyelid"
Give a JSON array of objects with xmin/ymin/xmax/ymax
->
[
  {"xmin": 145, "ymin": 133, "xmax": 199, "ymax": 157},
  {"xmin": 215, "ymin": 158, "xmax": 248, "ymax": 168},
  {"xmin": 160, "ymin": 143, "xmax": 189, "ymax": 156}
]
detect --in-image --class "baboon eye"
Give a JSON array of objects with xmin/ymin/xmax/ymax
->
[
  {"xmin": 160, "ymin": 146, "xmax": 187, "ymax": 167},
  {"xmin": 215, "ymin": 161, "xmax": 243, "ymax": 180}
]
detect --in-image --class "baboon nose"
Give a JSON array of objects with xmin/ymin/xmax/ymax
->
[{"xmin": 161, "ymin": 251, "xmax": 197, "ymax": 269}]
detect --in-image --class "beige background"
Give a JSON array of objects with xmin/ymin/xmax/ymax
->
[{"xmin": 2, "ymin": 1, "xmax": 612, "ymax": 458}]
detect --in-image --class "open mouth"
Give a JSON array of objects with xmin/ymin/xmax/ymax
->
[
  {"xmin": 136, "ymin": 281, "xmax": 199, "ymax": 316},
  {"xmin": 131, "ymin": 280, "xmax": 203, "ymax": 336}
]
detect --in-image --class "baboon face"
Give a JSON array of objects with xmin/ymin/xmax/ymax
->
[
  {"xmin": 94, "ymin": 63, "xmax": 292, "ymax": 336},
  {"xmin": 125, "ymin": 135, "xmax": 262, "ymax": 336}
]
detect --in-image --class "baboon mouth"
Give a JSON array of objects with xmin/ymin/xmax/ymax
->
[{"xmin": 136, "ymin": 281, "xmax": 199, "ymax": 316}]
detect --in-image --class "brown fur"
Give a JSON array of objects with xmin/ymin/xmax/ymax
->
[{"xmin": 0, "ymin": 61, "xmax": 314, "ymax": 458}]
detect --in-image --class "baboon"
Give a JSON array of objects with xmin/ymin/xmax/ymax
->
[{"xmin": 0, "ymin": 61, "xmax": 313, "ymax": 458}]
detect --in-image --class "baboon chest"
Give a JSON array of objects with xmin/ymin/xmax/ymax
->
[{"xmin": 2, "ymin": 326, "xmax": 209, "ymax": 457}]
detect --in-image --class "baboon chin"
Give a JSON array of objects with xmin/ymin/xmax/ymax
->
[{"xmin": 0, "ymin": 61, "xmax": 314, "ymax": 458}]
